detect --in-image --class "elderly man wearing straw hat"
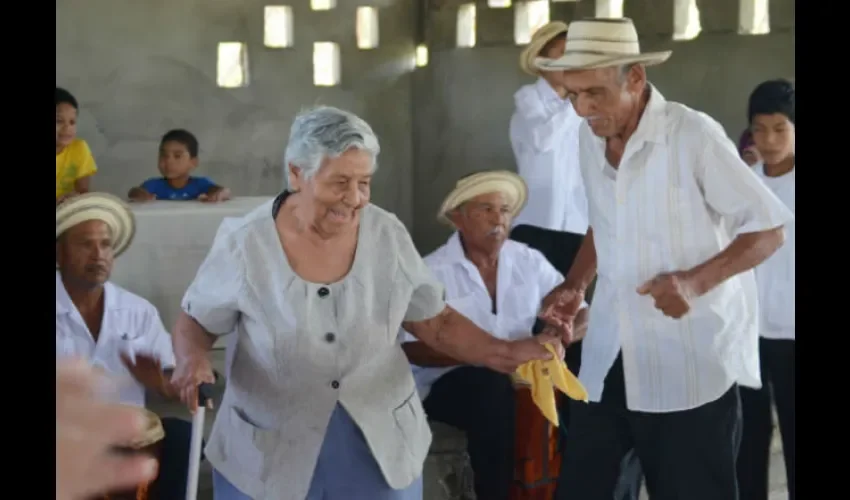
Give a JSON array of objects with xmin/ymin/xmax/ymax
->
[
  {"xmin": 511, "ymin": 22, "xmax": 644, "ymax": 500},
  {"xmin": 402, "ymin": 171, "xmax": 588, "ymax": 500},
  {"xmin": 56, "ymin": 193, "xmax": 197, "ymax": 499},
  {"xmin": 534, "ymin": 18, "xmax": 795, "ymax": 500}
]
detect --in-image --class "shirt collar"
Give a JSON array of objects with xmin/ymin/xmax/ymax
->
[
  {"xmin": 56, "ymin": 271, "xmax": 116, "ymax": 315},
  {"xmin": 631, "ymin": 84, "xmax": 668, "ymax": 146},
  {"xmin": 590, "ymin": 83, "xmax": 668, "ymax": 169},
  {"xmin": 443, "ymin": 232, "xmax": 526, "ymax": 288}
]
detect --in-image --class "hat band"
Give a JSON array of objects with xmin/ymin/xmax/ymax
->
[{"xmin": 566, "ymin": 39, "xmax": 641, "ymax": 55}]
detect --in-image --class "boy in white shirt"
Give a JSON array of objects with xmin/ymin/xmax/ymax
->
[{"xmin": 736, "ymin": 79, "xmax": 796, "ymax": 500}]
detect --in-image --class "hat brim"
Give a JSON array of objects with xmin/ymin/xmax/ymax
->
[
  {"xmin": 536, "ymin": 50, "xmax": 672, "ymax": 72},
  {"xmin": 56, "ymin": 193, "xmax": 136, "ymax": 260},
  {"xmin": 437, "ymin": 171, "xmax": 528, "ymax": 226},
  {"xmin": 519, "ymin": 23, "xmax": 568, "ymax": 76}
]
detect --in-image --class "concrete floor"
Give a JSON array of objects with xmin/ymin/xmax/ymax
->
[{"xmin": 148, "ymin": 350, "xmax": 790, "ymax": 500}]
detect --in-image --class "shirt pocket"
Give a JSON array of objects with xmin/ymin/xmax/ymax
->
[
  {"xmin": 392, "ymin": 389, "xmax": 430, "ymax": 463},
  {"xmin": 225, "ymin": 406, "xmax": 281, "ymax": 483}
]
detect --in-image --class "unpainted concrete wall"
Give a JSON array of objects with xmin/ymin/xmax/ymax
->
[
  {"xmin": 57, "ymin": 0, "xmax": 794, "ymax": 248},
  {"xmin": 57, "ymin": 0, "xmax": 417, "ymax": 225},
  {"xmin": 411, "ymin": 0, "xmax": 795, "ymax": 252}
]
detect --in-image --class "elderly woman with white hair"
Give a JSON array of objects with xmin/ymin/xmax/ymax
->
[{"xmin": 170, "ymin": 106, "xmax": 564, "ymax": 500}]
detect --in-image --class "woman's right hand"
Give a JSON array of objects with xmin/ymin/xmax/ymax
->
[
  {"xmin": 486, "ymin": 335, "xmax": 563, "ymax": 374},
  {"xmin": 170, "ymin": 355, "xmax": 216, "ymax": 413}
]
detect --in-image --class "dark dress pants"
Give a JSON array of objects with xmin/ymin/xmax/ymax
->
[
  {"xmin": 423, "ymin": 366, "xmax": 516, "ymax": 500},
  {"xmin": 148, "ymin": 417, "xmax": 198, "ymax": 500},
  {"xmin": 737, "ymin": 338, "xmax": 795, "ymax": 500},
  {"xmin": 557, "ymin": 354, "xmax": 743, "ymax": 500}
]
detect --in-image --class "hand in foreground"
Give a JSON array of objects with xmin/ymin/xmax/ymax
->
[
  {"xmin": 170, "ymin": 355, "xmax": 216, "ymax": 412},
  {"xmin": 57, "ymin": 358, "xmax": 158, "ymax": 500},
  {"xmin": 637, "ymin": 271, "xmax": 698, "ymax": 319},
  {"xmin": 487, "ymin": 335, "xmax": 564, "ymax": 374},
  {"xmin": 120, "ymin": 353, "xmax": 177, "ymax": 399}
]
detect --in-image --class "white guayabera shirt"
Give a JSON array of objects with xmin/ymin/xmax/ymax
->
[
  {"xmin": 510, "ymin": 77, "xmax": 589, "ymax": 235},
  {"xmin": 577, "ymin": 86, "xmax": 795, "ymax": 413}
]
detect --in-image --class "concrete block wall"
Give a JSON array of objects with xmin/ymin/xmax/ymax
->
[
  {"xmin": 57, "ymin": 0, "xmax": 418, "ymax": 226},
  {"xmin": 411, "ymin": 0, "xmax": 795, "ymax": 252}
]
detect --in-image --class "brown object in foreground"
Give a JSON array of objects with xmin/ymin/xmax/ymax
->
[
  {"xmin": 510, "ymin": 381, "xmax": 563, "ymax": 500},
  {"xmin": 99, "ymin": 408, "xmax": 165, "ymax": 500}
]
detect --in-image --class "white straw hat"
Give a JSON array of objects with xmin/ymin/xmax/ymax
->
[
  {"xmin": 56, "ymin": 192, "xmax": 136, "ymax": 258},
  {"xmin": 437, "ymin": 171, "xmax": 528, "ymax": 225},
  {"xmin": 536, "ymin": 18, "xmax": 671, "ymax": 72},
  {"xmin": 519, "ymin": 21, "xmax": 569, "ymax": 76}
]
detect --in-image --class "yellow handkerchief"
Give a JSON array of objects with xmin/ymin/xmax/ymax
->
[{"xmin": 514, "ymin": 343, "xmax": 589, "ymax": 427}]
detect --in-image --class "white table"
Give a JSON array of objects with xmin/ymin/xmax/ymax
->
[{"xmin": 110, "ymin": 197, "xmax": 273, "ymax": 343}]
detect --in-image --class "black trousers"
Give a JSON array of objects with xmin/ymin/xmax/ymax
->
[
  {"xmin": 511, "ymin": 224, "xmax": 642, "ymax": 500},
  {"xmin": 424, "ymin": 366, "xmax": 515, "ymax": 500},
  {"xmin": 557, "ymin": 354, "xmax": 743, "ymax": 500},
  {"xmin": 737, "ymin": 338, "xmax": 795, "ymax": 500},
  {"xmin": 148, "ymin": 417, "xmax": 198, "ymax": 500}
]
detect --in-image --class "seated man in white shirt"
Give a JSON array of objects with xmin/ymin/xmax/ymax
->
[
  {"xmin": 55, "ymin": 193, "xmax": 196, "ymax": 500},
  {"xmin": 401, "ymin": 171, "xmax": 588, "ymax": 500}
]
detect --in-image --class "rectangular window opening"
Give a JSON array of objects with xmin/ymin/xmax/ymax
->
[
  {"xmin": 264, "ymin": 6, "xmax": 294, "ymax": 48},
  {"xmin": 739, "ymin": 0, "xmax": 770, "ymax": 35},
  {"xmin": 456, "ymin": 3, "xmax": 477, "ymax": 48},
  {"xmin": 356, "ymin": 6, "xmax": 380, "ymax": 50},
  {"xmin": 514, "ymin": 1, "xmax": 552, "ymax": 45},
  {"xmin": 217, "ymin": 42, "xmax": 249, "ymax": 88},
  {"xmin": 487, "ymin": 0, "xmax": 512, "ymax": 7},
  {"xmin": 595, "ymin": 0, "xmax": 624, "ymax": 18},
  {"xmin": 415, "ymin": 45, "xmax": 429, "ymax": 67},
  {"xmin": 311, "ymin": 0, "xmax": 336, "ymax": 11},
  {"xmin": 673, "ymin": 0, "xmax": 702, "ymax": 41},
  {"xmin": 313, "ymin": 42, "xmax": 341, "ymax": 87}
]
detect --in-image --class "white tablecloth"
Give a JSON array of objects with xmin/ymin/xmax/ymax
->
[{"xmin": 110, "ymin": 197, "xmax": 273, "ymax": 340}]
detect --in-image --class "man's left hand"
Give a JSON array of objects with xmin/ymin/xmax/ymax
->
[
  {"xmin": 120, "ymin": 353, "xmax": 177, "ymax": 398},
  {"xmin": 636, "ymin": 271, "xmax": 698, "ymax": 319}
]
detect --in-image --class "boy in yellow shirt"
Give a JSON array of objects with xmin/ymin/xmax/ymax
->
[{"xmin": 56, "ymin": 88, "xmax": 97, "ymax": 203}]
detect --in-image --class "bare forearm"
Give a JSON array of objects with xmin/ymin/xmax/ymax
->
[
  {"xmin": 561, "ymin": 227, "xmax": 598, "ymax": 292},
  {"xmin": 688, "ymin": 227, "xmax": 785, "ymax": 296},
  {"xmin": 402, "ymin": 307, "xmax": 508, "ymax": 367},
  {"xmin": 172, "ymin": 312, "xmax": 216, "ymax": 361},
  {"xmin": 401, "ymin": 342, "xmax": 462, "ymax": 368}
]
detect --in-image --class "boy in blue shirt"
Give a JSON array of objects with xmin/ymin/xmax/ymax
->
[{"xmin": 128, "ymin": 129, "xmax": 231, "ymax": 202}]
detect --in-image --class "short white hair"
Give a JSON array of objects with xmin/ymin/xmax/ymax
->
[{"xmin": 283, "ymin": 106, "xmax": 380, "ymax": 185}]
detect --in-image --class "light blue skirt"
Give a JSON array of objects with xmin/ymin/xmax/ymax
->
[{"xmin": 213, "ymin": 403, "xmax": 423, "ymax": 500}]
